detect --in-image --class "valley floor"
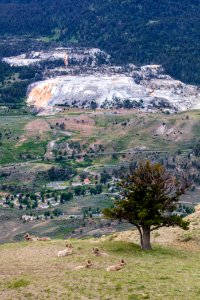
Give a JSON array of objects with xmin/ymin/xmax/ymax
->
[{"xmin": 0, "ymin": 238, "xmax": 200, "ymax": 300}]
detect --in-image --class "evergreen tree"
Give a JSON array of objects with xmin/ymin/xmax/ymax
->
[{"xmin": 103, "ymin": 161, "xmax": 190, "ymax": 250}]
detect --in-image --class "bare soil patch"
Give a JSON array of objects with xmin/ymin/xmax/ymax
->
[
  {"xmin": 49, "ymin": 114, "xmax": 95, "ymax": 136},
  {"xmin": 25, "ymin": 119, "xmax": 50, "ymax": 136}
]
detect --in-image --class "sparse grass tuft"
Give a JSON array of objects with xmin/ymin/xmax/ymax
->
[{"xmin": 7, "ymin": 278, "xmax": 30, "ymax": 289}]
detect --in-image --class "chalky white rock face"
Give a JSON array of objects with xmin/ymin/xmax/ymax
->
[
  {"xmin": 3, "ymin": 47, "xmax": 200, "ymax": 112},
  {"xmin": 3, "ymin": 47, "xmax": 110, "ymax": 67},
  {"xmin": 27, "ymin": 75, "xmax": 146, "ymax": 108},
  {"xmin": 27, "ymin": 72, "xmax": 200, "ymax": 112},
  {"xmin": 142, "ymin": 78, "xmax": 200, "ymax": 111}
]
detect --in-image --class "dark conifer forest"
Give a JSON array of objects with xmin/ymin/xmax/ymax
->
[{"xmin": 0, "ymin": 0, "xmax": 199, "ymax": 85}]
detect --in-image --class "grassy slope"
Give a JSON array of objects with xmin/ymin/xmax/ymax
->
[
  {"xmin": 93, "ymin": 110, "xmax": 199, "ymax": 153},
  {"xmin": 0, "ymin": 109, "xmax": 200, "ymax": 165},
  {"xmin": 0, "ymin": 114, "xmax": 50, "ymax": 164},
  {"xmin": 0, "ymin": 239, "xmax": 200, "ymax": 300},
  {"xmin": 1, "ymin": 206, "xmax": 200, "ymax": 299},
  {"xmin": 53, "ymin": 109, "xmax": 200, "ymax": 154}
]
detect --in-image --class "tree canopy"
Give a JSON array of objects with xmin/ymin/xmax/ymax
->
[{"xmin": 103, "ymin": 161, "xmax": 190, "ymax": 250}]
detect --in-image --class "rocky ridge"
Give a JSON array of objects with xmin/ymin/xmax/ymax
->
[{"xmin": 3, "ymin": 47, "xmax": 110, "ymax": 67}]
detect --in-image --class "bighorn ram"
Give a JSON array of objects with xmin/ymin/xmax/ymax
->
[
  {"xmin": 92, "ymin": 247, "xmax": 109, "ymax": 257},
  {"xmin": 106, "ymin": 259, "xmax": 126, "ymax": 272},
  {"xmin": 74, "ymin": 260, "xmax": 93, "ymax": 270},
  {"xmin": 24, "ymin": 233, "xmax": 51, "ymax": 242},
  {"xmin": 57, "ymin": 244, "xmax": 73, "ymax": 257}
]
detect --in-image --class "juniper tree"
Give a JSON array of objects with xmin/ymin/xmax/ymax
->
[{"xmin": 103, "ymin": 161, "xmax": 190, "ymax": 250}]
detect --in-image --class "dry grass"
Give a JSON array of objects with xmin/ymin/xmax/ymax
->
[
  {"xmin": 0, "ymin": 238, "xmax": 200, "ymax": 299},
  {"xmin": 110, "ymin": 205, "xmax": 200, "ymax": 252}
]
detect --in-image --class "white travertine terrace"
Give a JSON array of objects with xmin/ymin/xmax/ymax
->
[
  {"xmin": 27, "ymin": 75, "xmax": 146, "ymax": 108},
  {"xmin": 27, "ymin": 73, "xmax": 200, "ymax": 112},
  {"xmin": 3, "ymin": 47, "xmax": 200, "ymax": 112},
  {"xmin": 2, "ymin": 47, "xmax": 110, "ymax": 67}
]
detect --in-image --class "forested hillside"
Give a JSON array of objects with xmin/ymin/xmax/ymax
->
[{"xmin": 0, "ymin": 0, "xmax": 200, "ymax": 85}]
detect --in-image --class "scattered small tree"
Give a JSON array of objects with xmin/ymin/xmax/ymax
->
[
  {"xmin": 103, "ymin": 161, "xmax": 190, "ymax": 250},
  {"xmin": 90, "ymin": 187, "xmax": 98, "ymax": 195},
  {"xmin": 74, "ymin": 186, "xmax": 82, "ymax": 196},
  {"xmin": 61, "ymin": 192, "xmax": 73, "ymax": 202}
]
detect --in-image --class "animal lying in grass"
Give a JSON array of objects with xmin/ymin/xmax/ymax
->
[
  {"xmin": 74, "ymin": 260, "xmax": 93, "ymax": 270},
  {"xmin": 24, "ymin": 233, "xmax": 39, "ymax": 242},
  {"xmin": 106, "ymin": 259, "xmax": 126, "ymax": 272},
  {"xmin": 92, "ymin": 247, "xmax": 109, "ymax": 257},
  {"xmin": 57, "ymin": 244, "xmax": 74, "ymax": 257},
  {"xmin": 24, "ymin": 233, "xmax": 51, "ymax": 242}
]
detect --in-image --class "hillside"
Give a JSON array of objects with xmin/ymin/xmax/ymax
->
[
  {"xmin": 0, "ymin": 233, "xmax": 200, "ymax": 299},
  {"xmin": 1, "ymin": 108, "xmax": 200, "ymax": 182},
  {"xmin": 0, "ymin": 0, "xmax": 200, "ymax": 85},
  {"xmin": 1, "ymin": 108, "xmax": 200, "ymax": 194},
  {"xmin": 1, "ymin": 108, "xmax": 200, "ymax": 243},
  {"xmin": 1, "ymin": 203, "xmax": 200, "ymax": 299}
]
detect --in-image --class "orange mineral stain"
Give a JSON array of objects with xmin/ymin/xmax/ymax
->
[{"xmin": 28, "ymin": 83, "xmax": 54, "ymax": 107}]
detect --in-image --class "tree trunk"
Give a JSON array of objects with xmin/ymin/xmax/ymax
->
[
  {"xmin": 135, "ymin": 224, "xmax": 143, "ymax": 249},
  {"xmin": 141, "ymin": 226, "xmax": 152, "ymax": 250}
]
